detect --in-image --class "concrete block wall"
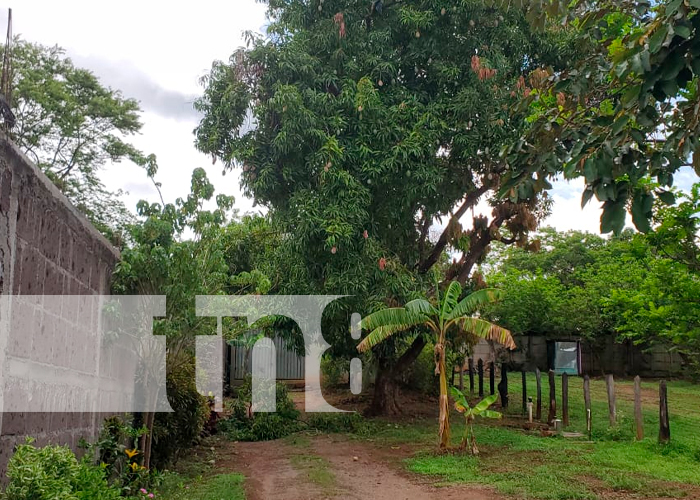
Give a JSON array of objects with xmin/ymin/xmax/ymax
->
[{"xmin": 0, "ymin": 134, "xmax": 120, "ymax": 474}]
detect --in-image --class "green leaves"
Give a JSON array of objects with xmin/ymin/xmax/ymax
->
[
  {"xmin": 7, "ymin": 39, "xmax": 153, "ymax": 240},
  {"xmin": 503, "ymin": 0, "xmax": 700, "ymax": 234},
  {"xmin": 458, "ymin": 317, "xmax": 517, "ymax": 350},
  {"xmin": 447, "ymin": 288, "xmax": 504, "ymax": 321},
  {"xmin": 601, "ymin": 199, "xmax": 627, "ymax": 234},
  {"xmin": 357, "ymin": 308, "xmax": 428, "ymax": 352},
  {"xmin": 631, "ymin": 191, "xmax": 654, "ymax": 233}
]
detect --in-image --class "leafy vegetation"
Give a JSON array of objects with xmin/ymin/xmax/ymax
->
[
  {"xmin": 450, "ymin": 390, "xmax": 501, "ymax": 454},
  {"xmin": 482, "ymin": 203, "xmax": 700, "ymax": 377},
  {"xmin": 3, "ymin": 440, "xmax": 127, "ymax": 500},
  {"xmin": 390, "ymin": 376, "xmax": 700, "ymax": 500},
  {"xmin": 358, "ymin": 281, "xmax": 514, "ymax": 448},
  {"xmin": 194, "ymin": 0, "xmax": 579, "ymax": 414},
  {"xmin": 218, "ymin": 378, "xmax": 302, "ymax": 442},
  {"xmin": 501, "ymin": 0, "xmax": 700, "ymax": 234},
  {"xmin": 2, "ymin": 39, "xmax": 157, "ymax": 241}
]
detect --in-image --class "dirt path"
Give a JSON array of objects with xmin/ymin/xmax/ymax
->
[{"xmin": 217, "ymin": 435, "xmax": 501, "ymax": 500}]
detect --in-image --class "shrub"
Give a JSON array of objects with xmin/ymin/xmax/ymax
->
[
  {"xmin": 83, "ymin": 416, "xmax": 153, "ymax": 496},
  {"xmin": 4, "ymin": 440, "xmax": 126, "ymax": 500},
  {"xmin": 305, "ymin": 413, "xmax": 371, "ymax": 435},
  {"xmin": 402, "ymin": 342, "xmax": 439, "ymax": 396},
  {"xmin": 218, "ymin": 377, "xmax": 301, "ymax": 441},
  {"xmin": 321, "ymin": 356, "xmax": 347, "ymax": 388},
  {"xmin": 151, "ymin": 354, "xmax": 209, "ymax": 468}
]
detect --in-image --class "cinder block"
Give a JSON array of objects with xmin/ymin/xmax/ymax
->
[
  {"xmin": 0, "ymin": 168, "xmax": 12, "ymax": 215},
  {"xmin": 1, "ymin": 413, "xmax": 26, "ymax": 436},
  {"xmin": 58, "ymin": 224, "xmax": 73, "ymax": 271},
  {"xmin": 8, "ymin": 300, "xmax": 34, "ymax": 359},
  {"xmin": 42, "ymin": 264, "xmax": 65, "ymax": 298},
  {"xmin": 15, "ymin": 194, "xmax": 35, "ymax": 245}
]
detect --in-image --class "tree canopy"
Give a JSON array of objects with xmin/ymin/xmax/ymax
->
[
  {"xmin": 4, "ymin": 39, "xmax": 157, "ymax": 240},
  {"xmin": 498, "ymin": 0, "xmax": 700, "ymax": 234},
  {"xmin": 194, "ymin": 0, "xmax": 581, "ymax": 412}
]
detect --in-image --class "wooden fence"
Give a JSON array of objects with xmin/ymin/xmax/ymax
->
[{"xmin": 453, "ymin": 361, "xmax": 675, "ymax": 443}]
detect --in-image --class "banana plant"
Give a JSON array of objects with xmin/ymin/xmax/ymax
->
[
  {"xmin": 451, "ymin": 387, "xmax": 502, "ymax": 455},
  {"xmin": 357, "ymin": 281, "xmax": 515, "ymax": 449}
]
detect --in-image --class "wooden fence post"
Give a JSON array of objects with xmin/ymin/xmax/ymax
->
[
  {"xmin": 498, "ymin": 364, "xmax": 508, "ymax": 409},
  {"xmin": 562, "ymin": 372, "xmax": 569, "ymax": 427},
  {"xmin": 478, "ymin": 359, "xmax": 484, "ymax": 397},
  {"xmin": 468, "ymin": 358, "xmax": 475, "ymax": 395},
  {"xmin": 548, "ymin": 370, "xmax": 557, "ymax": 425},
  {"xmin": 606, "ymin": 374, "xmax": 617, "ymax": 427},
  {"xmin": 489, "ymin": 362, "xmax": 496, "ymax": 396},
  {"xmin": 584, "ymin": 375, "xmax": 591, "ymax": 440},
  {"xmin": 535, "ymin": 368, "xmax": 542, "ymax": 420},
  {"xmin": 522, "ymin": 370, "xmax": 527, "ymax": 416},
  {"xmin": 659, "ymin": 380, "xmax": 670, "ymax": 444},
  {"xmin": 634, "ymin": 376, "xmax": 644, "ymax": 441}
]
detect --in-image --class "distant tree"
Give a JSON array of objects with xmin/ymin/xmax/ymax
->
[
  {"xmin": 3, "ymin": 39, "xmax": 157, "ymax": 240},
  {"xmin": 483, "ymin": 224, "xmax": 700, "ymax": 376}
]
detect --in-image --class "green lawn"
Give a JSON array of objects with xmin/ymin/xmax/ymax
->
[
  {"xmin": 155, "ymin": 472, "xmax": 246, "ymax": 500},
  {"xmin": 371, "ymin": 375, "xmax": 700, "ymax": 499}
]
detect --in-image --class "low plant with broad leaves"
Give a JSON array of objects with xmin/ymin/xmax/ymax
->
[{"xmin": 450, "ymin": 388, "xmax": 502, "ymax": 455}]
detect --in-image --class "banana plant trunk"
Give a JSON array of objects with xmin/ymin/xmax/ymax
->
[{"xmin": 438, "ymin": 334, "xmax": 450, "ymax": 449}]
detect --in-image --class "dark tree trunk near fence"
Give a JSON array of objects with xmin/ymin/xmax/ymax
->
[
  {"xmin": 606, "ymin": 374, "xmax": 617, "ymax": 427},
  {"xmin": 498, "ymin": 364, "xmax": 508, "ymax": 409},
  {"xmin": 562, "ymin": 372, "xmax": 569, "ymax": 427},
  {"xmin": 535, "ymin": 368, "xmax": 542, "ymax": 420},
  {"xmin": 634, "ymin": 376, "xmax": 644, "ymax": 441},
  {"xmin": 469, "ymin": 358, "xmax": 475, "ymax": 395},
  {"xmin": 522, "ymin": 370, "xmax": 527, "ymax": 415},
  {"xmin": 367, "ymin": 337, "xmax": 427, "ymax": 416},
  {"xmin": 489, "ymin": 362, "xmax": 495, "ymax": 396},
  {"xmin": 547, "ymin": 370, "xmax": 556, "ymax": 425},
  {"xmin": 659, "ymin": 380, "xmax": 670, "ymax": 444},
  {"xmin": 478, "ymin": 359, "xmax": 484, "ymax": 397},
  {"xmin": 459, "ymin": 357, "xmax": 464, "ymax": 392}
]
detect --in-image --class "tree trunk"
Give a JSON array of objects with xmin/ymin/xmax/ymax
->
[
  {"xmin": 437, "ymin": 340, "xmax": 450, "ymax": 449},
  {"xmin": 367, "ymin": 335, "xmax": 427, "ymax": 416}
]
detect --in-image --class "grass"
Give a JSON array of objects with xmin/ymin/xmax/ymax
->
[
  {"xmin": 371, "ymin": 375, "xmax": 700, "ymax": 499},
  {"xmin": 289, "ymin": 454, "xmax": 336, "ymax": 490},
  {"xmin": 156, "ymin": 472, "xmax": 246, "ymax": 500},
  {"xmin": 152, "ymin": 438, "xmax": 246, "ymax": 500}
]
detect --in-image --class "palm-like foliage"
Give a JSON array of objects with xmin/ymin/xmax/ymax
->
[
  {"xmin": 357, "ymin": 281, "xmax": 514, "ymax": 449},
  {"xmin": 451, "ymin": 388, "xmax": 502, "ymax": 455}
]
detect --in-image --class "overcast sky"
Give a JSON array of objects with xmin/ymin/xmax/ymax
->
[{"xmin": 5, "ymin": 1, "xmax": 698, "ymax": 235}]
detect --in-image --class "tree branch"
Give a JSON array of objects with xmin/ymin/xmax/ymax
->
[{"xmin": 417, "ymin": 184, "xmax": 489, "ymax": 274}]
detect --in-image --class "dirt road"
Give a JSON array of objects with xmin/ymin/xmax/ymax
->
[{"xmin": 217, "ymin": 434, "xmax": 501, "ymax": 500}]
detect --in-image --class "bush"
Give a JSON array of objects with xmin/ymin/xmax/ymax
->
[
  {"xmin": 218, "ymin": 377, "xmax": 301, "ymax": 441},
  {"xmin": 151, "ymin": 354, "xmax": 210, "ymax": 468},
  {"xmin": 597, "ymin": 411, "xmax": 634, "ymax": 442},
  {"xmin": 305, "ymin": 413, "xmax": 371, "ymax": 435},
  {"xmin": 321, "ymin": 356, "xmax": 347, "ymax": 388},
  {"xmin": 83, "ymin": 416, "xmax": 154, "ymax": 496},
  {"xmin": 402, "ymin": 342, "xmax": 439, "ymax": 396},
  {"xmin": 4, "ymin": 440, "xmax": 126, "ymax": 500}
]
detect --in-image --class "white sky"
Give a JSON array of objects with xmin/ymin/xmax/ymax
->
[{"xmin": 5, "ymin": 1, "xmax": 698, "ymax": 235}]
